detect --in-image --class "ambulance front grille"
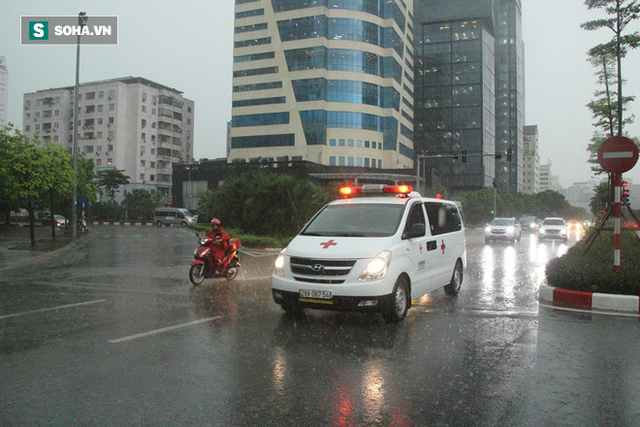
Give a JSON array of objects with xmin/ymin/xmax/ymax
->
[{"xmin": 290, "ymin": 257, "xmax": 357, "ymax": 284}]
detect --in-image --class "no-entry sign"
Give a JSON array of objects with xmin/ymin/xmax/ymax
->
[{"xmin": 597, "ymin": 136, "xmax": 639, "ymax": 173}]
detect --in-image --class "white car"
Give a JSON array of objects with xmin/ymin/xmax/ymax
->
[
  {"xmin": 538, "ymin": 217, "xmax": 568, "ymax": 240},
  {"xmin": 484, "ymin": 217, "xmax": 521, "ymax": 243},
  {"xmin": 271, "ymin": 184, "xmax": 467, "ymax": 323}
]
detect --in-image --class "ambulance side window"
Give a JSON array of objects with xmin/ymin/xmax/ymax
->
[
  {"xmin": 404, "ymin": 203, "xmax": 426, "ymax": 237},
  {"xmin": 425, "ymin": 202, "xmax": 462, "ymax": 235}
]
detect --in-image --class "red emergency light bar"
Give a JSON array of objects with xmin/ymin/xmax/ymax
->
[{"xmin": 339, "ymin": 184, "xmax": 413, "ymax": 197}]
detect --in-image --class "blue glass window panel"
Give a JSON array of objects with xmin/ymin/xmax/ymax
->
[
  {"xmin": 234, "ymin": 52, "xmax": 275, "ymax": 63},
  {"xmin": 348, "ymin": 157, "xmax": 354, "ymax": 166},
  {"xmin": 232, "ymin": 112, "xmax": 289, "ymax": 127},
  {"xmin": 330, "ymin": 139, "xmax": 337, "ymax": 146},
  {"xmin": 235, "ymin": 23, "xmax": 268, "ymax": 34},
  {"xmin": 235, "ymin": 9, "xmax": 264, "ymax": 19},
  {"xmin": 330, "ymin": 156, "xmax": 336, "ymax": 166},
  {"xmin": 399, "ymin": 142, "xmax": 413, "ymax": 159},
  {"xmin": 232, "ymin": 97, "xmax": 286, "ymax": 108},
  {"xmin": 231, "ymin": 133, "xmax": 295, "ymax": 148}
]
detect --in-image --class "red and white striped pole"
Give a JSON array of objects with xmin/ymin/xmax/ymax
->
[{"xmin": 614, "ymin": 173, "xmax": 622, "ymax": 271}]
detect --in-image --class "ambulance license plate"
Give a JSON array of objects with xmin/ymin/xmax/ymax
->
[{"xmin": 299, "ymin": 289, "xmax": 332, "ymax": 300}]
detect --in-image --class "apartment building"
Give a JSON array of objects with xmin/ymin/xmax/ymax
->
[
  {"xmin": 229, "ymin": 0, "xmax": 415, "ymax": 170},
  {"xmin": 23, "ymin": 77, "xmax": 195, "ymax": 202}
]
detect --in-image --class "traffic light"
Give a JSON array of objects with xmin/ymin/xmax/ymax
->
[
  {"xmin": 462, "ymin": 149, "xmax": 467, "ymax": 163},
  {"xmin": 506, "ymin": 148, "xmax": 513, "ymax": 162},
  {"xmin": 622, "ymin": 180, "xmax": 629, "ymax": 204}
]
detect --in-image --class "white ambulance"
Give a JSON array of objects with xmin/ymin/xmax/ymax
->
[{"xmin": 271, "ymin": 184, "xmax": 466, "ymax": 323}]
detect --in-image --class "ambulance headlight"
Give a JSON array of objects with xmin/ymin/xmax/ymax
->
[
  {"xmin": 359, "ymin": 251, "xmax": 392, "ymax": 282},
  {"xmin": 274, "ymin": 249, "xmax": 286, "ymax": 276}
]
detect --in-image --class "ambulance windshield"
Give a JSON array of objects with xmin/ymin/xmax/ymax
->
[{"xmin": 302, "ymin": 203, "xmax": 405, "ymax": 238}]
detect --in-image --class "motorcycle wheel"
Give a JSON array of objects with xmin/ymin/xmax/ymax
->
[
  {"xmin": 225, "ymin": 267, "xmax": 238, "ymax": 281},
  {"xmin": 189, "ymin": 264, "xmax": 205, "ymax": 285}
]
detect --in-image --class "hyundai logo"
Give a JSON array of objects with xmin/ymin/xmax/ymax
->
[{"xmin": 311, "ymin": 264, "xmax": 325, "ymax": 272}]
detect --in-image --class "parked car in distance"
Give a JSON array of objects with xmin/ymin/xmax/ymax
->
[
  {"xmin": 518, "ymin": 215, "xmax": 540, "ymax": 232},
  {"xmin": 42, "ymin": 214, "xmax": 68, "ymax": 227},
  {"xmin": 538, "ymin": 217, "xmax": 567, "ymax": 240},
  {"xmin": 485, "ymin": 217, "xmax": 521, "ymax": 243}
]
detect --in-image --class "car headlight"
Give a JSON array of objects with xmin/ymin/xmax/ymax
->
[
  {"xmin": 506, "ymin": 226, "xmax": 514, "ymax": 233},
  {"xmin": 274, "ymin": 249, "xmax": 286, "ymax": 276},
  {"xmin": 560, "ymin": 228, "xmax": 567, "ymax": 235},
  {"xmin": 485, "ymin": 226, "xmax": 492, "ymax": 232},
  {"xmin": 538, "ymin": 228, "xmax": 545, "ymax": 234},
  {"xmin": 359, "ymin": 250, "xmax": 392, "ymax": 282}
]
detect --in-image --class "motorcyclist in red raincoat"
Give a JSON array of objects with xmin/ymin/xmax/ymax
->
[{"xmin": 206, "ymin": 218, "xmax": 231, "ymax": 273}]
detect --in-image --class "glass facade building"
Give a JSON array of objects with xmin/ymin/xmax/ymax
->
[
  {"xmin": 230, "ymin": 0, "xmax": 415, "ymax": 169},
  {"xmin": 413, "ymin": 0, "xmax": 524, "ymax": 192}
]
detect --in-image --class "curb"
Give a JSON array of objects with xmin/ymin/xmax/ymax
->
[
  {"xmin": 88, "ymin": 221, "xmax": 151, "ymax": 226},
  {"xmin": 539, "ymin": 281, "xmax": 640, "ymax": 314}
]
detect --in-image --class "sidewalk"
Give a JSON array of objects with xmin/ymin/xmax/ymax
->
[{"xmin": 0, "ymin": 223, "xmax": 79, "ymax": 272}]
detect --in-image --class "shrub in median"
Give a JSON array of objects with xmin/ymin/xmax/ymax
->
[{"xmin": 546, "ymin": 231, "xmax": 640, "ymax": 296}]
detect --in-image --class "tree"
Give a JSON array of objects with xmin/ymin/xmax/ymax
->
[
  {"xmin": 585, "ymin": 53, "xmax": 636, "ymax": 174},
  {"xmin": 40, "ymin": 143, "xmax": 74, "ymax": 240},
  {"xmin": 96, "ymin": 169, "xmax": 130, "ymax": 201},
  {"xmin": 581, "ymin": 0, "xmax": 640, "ymax": 137},
  {"xmin": 0, "ymin": 125, "xmax": 23, "ymax": 224},
  {"xmin": 123, "ymin": 189, "xmax": 163, "ymax": 220},
  {"xmin": 198, "ymin": 171, "xmax": 330, "ymax": 237},
  {"xmin": 0, "ymin": 127, "xmax": 50, "ymax": 247}
]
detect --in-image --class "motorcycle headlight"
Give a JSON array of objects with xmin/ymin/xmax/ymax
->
[
  {"xmin": 359, "ymin": 251, "xmax": 392, "ymax": 282},
  {"xmin": 274, "ymin": 249, "xmax": 286, "ymax": 276}
]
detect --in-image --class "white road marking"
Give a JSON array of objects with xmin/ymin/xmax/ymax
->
[
  {"xmin": 109, "ymin": 316, "xmax": 224, "ymax": 343},
  {"xmin": 0, "ymin": 299, "xmax": 107, "ymax": 320}
]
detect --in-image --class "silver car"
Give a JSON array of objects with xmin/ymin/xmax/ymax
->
[
  {"xmin": 485, "ymin": 217, "xmax": 522, "ymax": 243},
  {"xmin": 538, "ymin": 217, "xmax": 568, "ymax": 240}
]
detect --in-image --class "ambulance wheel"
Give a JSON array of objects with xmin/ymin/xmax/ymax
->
[
  {"xmin": 444, "ymin": 261, "xmax": 463, "ymax": 296},
  {"xmin": 383, "ymin": 276, "xmax": 409, "ymax": 323},
  {"xmin": 189, "ymin": 264, "xmax": 205, "ymax": 285},
  {"xmin": 156, "ymin": 221, "xmax": 163, "ymax": 227}
]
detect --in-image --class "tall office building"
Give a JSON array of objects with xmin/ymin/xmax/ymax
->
[
  {"xmin": 0, "ymin": 55, "xmax": 8, "ymax": 127},
  {"xmin": 229, "ymin": 0, "xmax": 415, "ymax": 170},
  {"xmin": 413, "ymin": 0, "xmax": 524, "ymax": 192},
  {"xmin": 23, "ymin": 77, "xmax": 194, "ymax": 202},
  {"xmin": 522, "ymin": 124, "xmax": 539, "ymax": 194}
]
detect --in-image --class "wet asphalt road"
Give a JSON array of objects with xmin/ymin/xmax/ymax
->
[{"xmin": 1, "ymin": 226, "xmax": 639, "ymax": 426}]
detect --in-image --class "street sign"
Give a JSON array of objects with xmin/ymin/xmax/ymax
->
[{"xmin": 597, "ymin": 136, "xmax": 639, "ymax": 173}]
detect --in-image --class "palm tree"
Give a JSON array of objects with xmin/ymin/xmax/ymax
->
[{"xmin": 96, "ymin": 169, "xmax": 130, "ymax": 201}]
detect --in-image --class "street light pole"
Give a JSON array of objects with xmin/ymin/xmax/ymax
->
[{"xmin": 72, "ymin": 11, "xmax": 88, "ymax": 239}]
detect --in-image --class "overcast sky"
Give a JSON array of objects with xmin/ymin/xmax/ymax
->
[{"xmin": 1, "ymin": 0, "xmax": 639, "ymax": 187}]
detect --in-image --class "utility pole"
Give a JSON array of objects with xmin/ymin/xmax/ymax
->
[{"xmin": 71, "ymin": 11, "xmax": 88, "ymax": 239}]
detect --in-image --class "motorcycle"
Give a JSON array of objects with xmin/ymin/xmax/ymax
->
[{"xmin": 189, "ymin": 233, "xmax": 242, "ymax": 285}]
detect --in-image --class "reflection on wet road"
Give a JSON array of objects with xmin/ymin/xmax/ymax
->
[{"xmin": 2, "ymin": 226, "xmax": 638, "ymax": 427}]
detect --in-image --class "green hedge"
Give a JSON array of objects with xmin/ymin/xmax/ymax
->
[
  {"xmin": 189, "ymin": 224, "xmax": 291, "ymax": 249},
  {"xmin": 546, "ymin": 231, "xmax": 640, "ymax": 296}
]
